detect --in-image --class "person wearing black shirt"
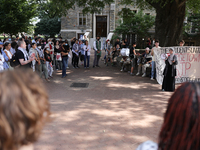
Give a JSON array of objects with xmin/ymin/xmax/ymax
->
[
  {"xmin": 162, "ymin": 48, "xmax": 178, "ymax": 92},
  {"xmin": 71, "ymin": 37, "xmax": 76, "ymax": 65},
  {"xmin": 60, "ymin": 42, "xmax": 69, "ymax": 78},
  {"xmin": 44, "ymin": 48, "xmax": 53, "ymax": 78},
  {"xmin": 54, "ymin": 40, "xmax": 62, "ymax": 70},
  {"xmin": 129, "ymin": 43, "xmax": 137, "ymax": 76},
  {"xmin": 114, "ymin": 38, "xmax": 121, "ymax": 48},
  {"xmin": 15, "ymin": 40, "xmax": 34, "ymax": 68},
  {"xmin": 124, "ymin": 38, "xmax": 129, "ymax": 48}
]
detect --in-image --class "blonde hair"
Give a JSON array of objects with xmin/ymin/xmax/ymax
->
[{"xmin": 0, "ymin": 69, "xmax": 50, "ymax": 150}]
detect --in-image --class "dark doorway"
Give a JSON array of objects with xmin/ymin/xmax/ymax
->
[
  {"xmin": 77, "ymin": 33, "xmax": 84, "ymax": 40},
  {"xmin": 96, "ymin": 16, "xmax": 107, "ymax": 37}
]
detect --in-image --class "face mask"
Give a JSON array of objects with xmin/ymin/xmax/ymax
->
[
  {"xmin": 38, "ymin": 46, "xmax": 41, "ymax": 49},
  {"xmin": 97, "ymin": 39, "xmax": 99, "ymax": 41},
  {"xmin": 65, "ymin": 44, "xmax": 68, "ymax": 45}
]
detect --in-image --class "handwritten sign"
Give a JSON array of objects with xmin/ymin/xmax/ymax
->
[{"xmin": 154, "ymin": 46, "xmax": 200, "ymax": 85}]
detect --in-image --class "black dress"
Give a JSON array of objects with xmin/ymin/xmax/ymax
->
[{"xmin": 162, "ymin": 55, "xmax": 178, "ymax": 92}]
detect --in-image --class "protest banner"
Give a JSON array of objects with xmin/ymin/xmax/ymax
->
[{"xmin": 154, "ymin": 46, "xmax": 200, "ymax": 85}]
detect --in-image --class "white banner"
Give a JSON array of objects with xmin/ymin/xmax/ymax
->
[{"xmin": 154, "ymin": 46, "xmax": 200, "ymax": 85}]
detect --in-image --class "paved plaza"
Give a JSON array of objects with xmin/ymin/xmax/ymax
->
[{"xmin": 34, "ymin": 52, "xmax": 175, "ymax": 150}]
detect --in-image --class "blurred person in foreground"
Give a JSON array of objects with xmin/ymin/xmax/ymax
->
[
  {"xmin": 0, "ymin": 69, "xmax": 50, "ymax": 150},
  {"xmin": 136, "ymin": 82, "xmax": 200, "ymax": 150}
]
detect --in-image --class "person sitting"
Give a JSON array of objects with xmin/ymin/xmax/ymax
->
[
  {"xmin": 136, "ymin": 82, "xmax": 200, "ymax": 150},
  {"xmin": 179, "ymin": 40, "xmax": 185, "ymax": 46},
  {"xmin": 105, "ymin": 41, "xmax": 113, "ymax": 66},
  {"xmin": 136, "ymin": 47, "xmax": 152, "ymax": 77},
  {"xmin": 0, "ymin": 69, "xmax": 50, "ymax": 150}
]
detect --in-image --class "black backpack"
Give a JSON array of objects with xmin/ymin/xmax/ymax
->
[{"xmin": 10, "ymin": 53, "xmax": 20, "ymax": 67}]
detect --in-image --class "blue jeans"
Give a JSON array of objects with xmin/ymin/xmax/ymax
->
[
  {"xmin": 151, "ymin": 61, "xmax": 156, "ymax": 78},
  {"xmin": 62, "ymin": 57, "xmax": 68, "ymax": 77},
  {"xmin": 84, "ymin": 55, "xmax": 90, "ymax": 67}
]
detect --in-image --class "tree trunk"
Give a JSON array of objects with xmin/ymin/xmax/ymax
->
[{"xmin": 153, "ymin": 1, "xmax": 186, "ymax": 46}]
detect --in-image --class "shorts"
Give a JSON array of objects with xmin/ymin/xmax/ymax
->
[
  {"xmin": 106, "ymin": 53, "xmax": 111, "ymax": 58},
  {"xmin": 131, "ymin": 58, "xmax": 136, "ymax": 67}
]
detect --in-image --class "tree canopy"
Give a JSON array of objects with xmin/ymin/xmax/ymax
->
[
  {"xmin": 118, "ymin": 0, "xmax": 200, "ymax": 46},
  {"xmin": 35, "ymin": 17, "xmax": 61, "ymax": 37},
  {"xmin": 0, "ymin": 0, "xmax": 37, "ymax": 36},
  {"xmin": 115, "ymin": 9, "xmax": 155, "ymax": 38}
]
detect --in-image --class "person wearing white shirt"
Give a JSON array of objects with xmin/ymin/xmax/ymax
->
[
  {"xmin": 45, "ymin": 39, "xmax": 54, "ymax": 62},
  {"xmin": 0, "ymin": 50, "xmax": 4, "ymax": 71},
  {"xmin": 150, "ymin": 40, "xmax": 161, "ymax": 80},
  {"xmin": 72, "ymin": 39, "xmax": 80, "ymax": 68},
  {"xmin": 4, "ymin": 42, "xmax": 13, "ymax": 69},
  {"xmin": 83, "ymin": 40, "xmax": 91, "ymax": 68}
]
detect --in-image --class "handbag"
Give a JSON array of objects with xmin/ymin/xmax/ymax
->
[{"xmin": 56, "ymin": 53, "xmax": 62, "ymax": 61}]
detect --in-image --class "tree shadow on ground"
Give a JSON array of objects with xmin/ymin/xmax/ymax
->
[{"xmin": 34, "ymin": 54, "xmax": 176, "ymax": 150}]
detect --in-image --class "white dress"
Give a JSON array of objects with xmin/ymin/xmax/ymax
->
[
  {"xmin": 0, "ymin": 53, "xmax": 5, "ymax": 71},
  {"xmin": 4, "ymin": 49, "xmax": 12, "ymax": 59}
]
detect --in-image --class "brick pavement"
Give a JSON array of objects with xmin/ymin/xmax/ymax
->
[{"xmin": 34, "ymin": 51, "xmax": 176, "ymax": 150}]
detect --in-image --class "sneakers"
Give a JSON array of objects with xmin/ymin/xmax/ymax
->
[
  {"xmin": 142, "ymin": 73, "xmax": 146, "ymax": 77},
  {"xmin": 120, "ymin": 69, "xmax": 123, "ymax": 72},
  {"xmin": 136, "ymin": 72, "xmax": 140, "ymax": 76},
  {"xmin": 151, "ymin": 77, "xmax": 154, "ymax": 80},
  {"xmin": 130, "ymin": 73, "xmax": 134, "ymax": 76}
]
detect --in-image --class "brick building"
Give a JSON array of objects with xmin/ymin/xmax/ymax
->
[{"xmin": 60, "ymin": 0, "xmax": 156, "ymax": 42}]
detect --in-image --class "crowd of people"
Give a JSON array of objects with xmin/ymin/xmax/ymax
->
[
  {"xmin": 0, "ymin": 35, "xmax": 184, "ymax": 91},
  {"xmin": 0, "ymin": 35, "xmax": 199, "ymax": 150}
]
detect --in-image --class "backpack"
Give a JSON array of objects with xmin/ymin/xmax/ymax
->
[{"xmin": 10, "ymin": 53, "xmax": 20, "ymax": 67}]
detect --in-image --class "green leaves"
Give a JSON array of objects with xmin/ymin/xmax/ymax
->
[
  {"xmin": 0, "ymin": 0, "xmax": 37, "ymax": 36},
  {"xmin": 35, "ymin": 17, "xmax": 61, "ymax": 37},
  {"xmin": 115, "ymin": 9, "xmax": 155, "ymax": 38}
]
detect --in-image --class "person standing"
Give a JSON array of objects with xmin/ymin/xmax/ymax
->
[
  {"xmin": 44, "ymin": 48, "xmax": 53, "ymax": 78},
  {"xmin": 0, "ymin": 42, "xmax": 9, "ymax": 70},
  {"xmin": 71, "ymin": 37, "xmax": 76, "ymax": 66},
  {"xmin": 45, "ymin": 39, "xmax": 54, "ymax": 65},
  {"xmin": 129, "ymin": 43, "xmax": 137, "ymax": 76},
  {"xmin": 37, "ymin": 44, "xmax": 49, "ymax": 81},
  {"xmin": 29, "ymin": 43, "xmax": 40, "ymax": 72},
  {"xmin": 10, "ymin": 41, "xmax": 17, "ymax": 55},
  {"xmin": 72, "ymin": 39, "xmax": 80, "ymax": 68},
  {"xmin": 54, "ymin": 40, "xmax": 62, "ymax": 70},
  {"xmin": 93, "ymin": 36, "xmax": 102, "ymax": 67},
  {"xmin": 0, "ymin": 49, "xmax": 4, "ymax": 72},
  {"xmin": 79, "ymin": 40, "xmax": 85, "ymax": 66},
  {"xmin": 179, "ymin": 40, "xmax": 185, "ymax": 46},
  {"xmin": 60, "ymin": 42, "xmax": 69, "ymax": 78},
  {"xmin": 3, "ymin": 42, "xmax": 13, "ymax": 69},
  {"xmin": 83, "ymin": 40, "xmax": 91, "ymax": 68},
  {"xmin": 114, "ymin": 38, "xmax": 121, "ymax": 48},
  {"xmin": 162, "ymin": 48, "xmax": 178, "ymax": 92},
  {"xmin": 15, "ymin": 40, "xmax": 35, "ymax": 68},
  {"xmin": 150, "ymin": 40, "xmax": 161, "ymax": 80}
]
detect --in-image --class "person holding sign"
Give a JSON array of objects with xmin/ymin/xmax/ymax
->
[{"xmin": 162, "ymin": 48, "xmax": 178, "ymax": 92}]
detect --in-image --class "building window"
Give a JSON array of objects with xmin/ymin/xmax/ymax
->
[
  {"xmin": 79, "ymin": 13, "xmax": 86, "ymax": 26},
  {"xmin": 132, "ymin": 10, "xmax": 137, "ymax": 14},
  {"xmin": 145, "ymin": 13, "xmax": 150, "ymax": 15}
]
